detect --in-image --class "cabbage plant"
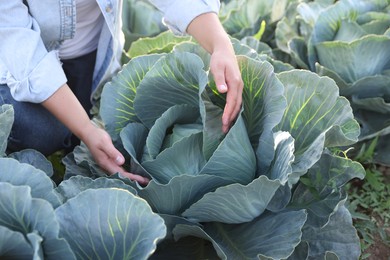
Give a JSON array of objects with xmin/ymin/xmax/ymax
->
[
  {"xmin": 0, "ymin": 158, "xmax": 166, "ymax": 259},
  {"xmin": 0, "ymin": 106, "xmax": 166, "ymax": 259},
  {"xmin": 65, "ymin": 42, "xmax": 365, "ymax": 258},
  {"xmin": 276, "ymin": 0, "xmax": 390, "ymax": 164},
  {"xmin": 121, "ymin": 0, "xmax": 166, "ymax": 51}
]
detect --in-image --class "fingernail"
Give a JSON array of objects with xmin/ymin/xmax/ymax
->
[
  {"xmin": 219, "ymin": 84, "xmax": 227, "ymax": 92},
  {"xmin": 222, "ymin": 126, "xmax": 228, "ymax": 134},
  {"xmin": 115, "ymin": 156, "xmax": 124, "ymax": 164}
]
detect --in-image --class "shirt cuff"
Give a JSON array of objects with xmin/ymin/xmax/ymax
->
[
  {"xmin": 7, "ymin": 50, "xmax": 67, "ymax": 103},
  {"xmin": 162, "ymin": 0, "xmax": 220, "ymax": 35}
]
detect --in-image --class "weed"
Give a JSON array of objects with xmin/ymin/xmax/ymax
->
[{"xmin": 344, "ymin": 136, "xmax": 390, "ymax": 258}]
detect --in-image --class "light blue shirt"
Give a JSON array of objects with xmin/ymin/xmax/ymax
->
[{"xmin": 0, "ymin": 0, "xmax": 220, "ymax": 103}]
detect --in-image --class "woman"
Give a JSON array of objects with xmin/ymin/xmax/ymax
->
[{"xmin": 0, "ymin": 0, "xmax": 243, "ymax": 184}]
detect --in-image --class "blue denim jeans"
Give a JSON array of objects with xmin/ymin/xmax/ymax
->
[
  {"xmin": 0, "ymin": 84, "xmax": 73, "ymax": 155},
  {"xmin": 0, "ymin": 50, "xmax": 96, "ymax": 156}
]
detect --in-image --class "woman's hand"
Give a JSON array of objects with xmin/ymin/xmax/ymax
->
[
  {"xmin": 209, "ymin": 45, "xmax": 243, "ymax": 133},
  {"xmin": 42, "ymin": 84, "xmax": 149, "ymax": 184},
  {"xmin": 187, "ymin": 12, "xmax": 243, "ymax": 133},
  {"xmin": 81, "ymin": 124, "xmax": 149, "ymax": 185}
]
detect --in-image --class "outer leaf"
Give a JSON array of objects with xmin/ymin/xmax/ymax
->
[
  {"xmin": 134, "ymin": 52, "xmax": 208, "ymax": 128},
  {"xmin": 287, "ymin": 241, "xmax": 309, "ymax": 260},
  {"xmin": 55, "ymin": 188, "xmax": 166, "ymax": 260},
  {"xmin": 261, "ymin": 131, "xmax": 295, "ymax": 211},
  {"xmin": 71, "ymin": 142, "xmax": 116, "ymax": 177},
  {"xmin": 0, "ymin": 183, "xmax": 75, "ymax": 259},
  {"xmin": 230, "ymin": 56, "xmax": 287, "ymax": 176},
  {"xmin": 316, "ymin": 35, "xmax": 390, "ymax": 83},
  {"xmin": 173, "ymin": 42, "xmax": 211, "ymax": 71},
  {"xmin": 62, "ymin": 149, "xmax": 106, "ymax": 180},
  {"xmin": 300, "ymin": 151, "xmax": 365, "ymax": 197},
  {"xmin": 276, "ymin": 70, "xmax": 360, "ymax": 174},
  {"xmin": 288, "ymin": 38, "xmax": 310, "ymax": 69},
  {"xmin": 337, "ymin": 75, "xmax": 390, "ymax": 140},
  {"xmin": 315, "ymin": 63, "xmax": 350, "ymax": 90},
  {"xmin": 266, "ymin": 184, "xmax": 292, "ymax": 213},
  {"xmin": 0, "ymin": 226, "xmax": 33, "ymax": 258},
  {"xmin": 8, "ymin": 149, "xmax": 54, "ymax": 177},
  {"xmin": 290, "ymin": 151, "xmax": 365, "ymax": 227},
  {"xmin": 238, "ymin": 56, "xmax": 286, "ymax": 149},
  {"xmin": 0, "ymin": 104, "xmax": 13, "ymax": 156},
  {"xmin": 120, "ymin": 122, "xmax": 152, "ymax": 178},
  {"xmin": 302, "ymin": 206, "xmax": 361, "ymax": 259},
  {"xmin": 128, "ymin": 30, "xmax": 191, "ymax": 58},
  {"xmin": 230, "ymin": 38, "xmax": 262, "ymax": 61},
  {"xmin": 135, "ymin": 175, "xmax": 233, "ymax": 215},
  {"xmin": 308, "ymin": 0, "xmax": 388, "ymax": 69},
  {"xmin": 182, "ymin": 175, "xmax": 281, "ymax": 224},
  {"xmin": 263, "ymin": 131, "xmax": 295, "ymax": 184},
  {"xmin": 55, "ymin": 175, "xmax": 137, "ymax": 203},
  {"xmin": 100, "ymin": 54, "xmax": 164, "ymax": 139},
  {"xmin": 174, "ymin": 210, "xmax": 307, "ymax": 260},
  {"xmin": 332, "ymin": 20, "xmax": 367, "ymax": 42},
  {"xmin": 0, "ymin": 158, "xmax": 61, "ymax": 207},
  {"xmin": 240, "ymin": 37, "xmax": 273, "ymax": 56}
]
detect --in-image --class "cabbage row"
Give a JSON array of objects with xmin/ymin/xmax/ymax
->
[{"xmin": 1, "ymin": 0, "xmax": 387, "ymax": 258}]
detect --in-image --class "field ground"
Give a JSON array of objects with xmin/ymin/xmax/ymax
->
[{"xmin": 349, "ymin": 165, "xmax": 390, "ymax": 259}]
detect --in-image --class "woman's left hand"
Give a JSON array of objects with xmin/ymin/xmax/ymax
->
[
  {"xmin": 209, "ymin": 44, "xmax": 243, "ymax": 133},
  {"xmin": 187, "ymin": 12, "xmax": 243, "ymax": 133}
]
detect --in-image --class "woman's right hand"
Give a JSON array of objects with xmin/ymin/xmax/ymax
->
[
  {"xmin": 81, "ymin": 123, "xmax": 150, "ymax": 185},
  {"xmin": 42, "ymin": 84, "xmax": 149, "ymax": 185}
]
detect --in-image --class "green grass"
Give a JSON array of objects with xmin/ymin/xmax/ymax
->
[{"xmin": 344, "ymin": 137, "xmax": 390, "ymax": 259}]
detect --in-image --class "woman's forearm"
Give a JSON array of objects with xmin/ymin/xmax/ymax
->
[
  {"xmin": 187, "ymin": 12, "xmax": 243, "ymax": 133},
  {"xmin": 41, "ymin": 84, "xmax": 95, "ymax": 141},
  {"xmin": 41, "ymin": 84, "xmax": 149, "ymax": 184},
  {"xmin": 186, "ymin": 12, "xmax": 232, "ymax": 55}
]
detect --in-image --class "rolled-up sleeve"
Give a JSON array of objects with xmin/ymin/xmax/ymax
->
[
  {"xmin": 0, "ymin": 1, "xmax": 66, "ymax": 103},
  {"xmin": 148, "ymin": 0, "xmax": 220, "ymax": 35}
]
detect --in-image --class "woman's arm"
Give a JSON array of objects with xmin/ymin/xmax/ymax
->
[
  {"xmin": 187, "ymin": 12, "xmax": 243, "ymax": 133},
  {"xmin": 0, "ymin": 2, "xmax": 148, "ymax": 183},
  {"xmin": 42, "ymin": 84, "xmax": 149, "ymax": 184},
  {"xmin": 148, "ymin": 0, "xmax": 243, "ymax": 133},
  {"xmin": 0, "ymin": 1, "xmax": 67, "ymax": 103}
]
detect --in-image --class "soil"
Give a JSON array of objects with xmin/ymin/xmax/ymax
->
[
  {"xmin": 363, "ymin": 216, "xmax": 390, "ymax": 260},
  {"xmin": 360, "ymin": 165, "xmax": 390, "ymax": 260}
]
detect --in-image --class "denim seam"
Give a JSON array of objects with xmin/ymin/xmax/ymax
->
[{"xmin": 60, "ymin": 0, "xmax": 76, "ymax": 41}]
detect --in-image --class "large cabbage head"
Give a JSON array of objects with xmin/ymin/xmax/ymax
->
[{"xmin": 71, "ymin": 43, "xmax": 366, "ymax": 259}]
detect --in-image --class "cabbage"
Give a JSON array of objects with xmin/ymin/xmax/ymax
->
[
  {"xmin": 276, "ymin": 0, "xmax": 390, "ymax": 164},
  {"xmin": 65, "ymin": 45, "xmax": 364, "ymax": 258}
]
